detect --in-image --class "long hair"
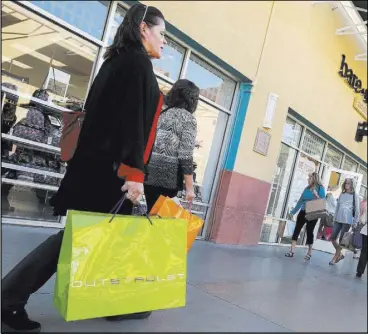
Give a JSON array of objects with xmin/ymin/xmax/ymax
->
[
  {"xmin": 308, "ymin": 172, "xmax": 323, "ymax": 189},
  {"xmin": 104, "ymin": 4, "xmax": 164, "ymax": 60},
  {"xmin": 341, "ymin": 178, "xmax": 356, "ymax": 194},
  {"xmin": 164, "ymin": 79, "xmax": 200, "ymax": 114}
]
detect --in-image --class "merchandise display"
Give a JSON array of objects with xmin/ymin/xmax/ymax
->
[{"xmin": 1, "ymin": 85, "xmax": 67, "ymax": 222}]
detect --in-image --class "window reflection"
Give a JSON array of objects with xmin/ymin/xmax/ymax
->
[
  {"xmin": 2, "ymin": 2, "xmax": 98, "ymax": 108},
  {"xmin": 342, "ymin": 156, "xmax": 358, "ymax": 172},
  {"xmin": 324, "ymin": 145, "xmax": 343, "ymax": 168},
  {"xmin": 286, "ymin": 153, "xmax": 319, "ymax": 215},
  {"xmin": 282, "ymin": 118, "xmax": 302, "ymax": 147},
  {"xmin": 267, "ymin": 144, "xmax": 297, "ymax": 217},
  {"xmin": 108, "ymin": 5, "xmax": 126, "ymax": 45},
  {"xmin": 186, "ymin": 54, "xmax": 236, "ymax": 109},
  {"xmin": 301, "ymin": 130, "xmax": 325, "ymax": 160},
  {"xmin": 152, "ymin": 38, "xmax": 185, "ymax": 81},
  {"xmin": 1, "ymin": 2, "xmax": 98, "ymax": 223},
  {"xmin": 30, "ymin": 0, "xmax": 110, "ymax": 40}
]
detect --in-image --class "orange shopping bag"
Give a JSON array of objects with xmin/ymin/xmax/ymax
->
[{"xmin": 150, "ymin": 196, "xmax": 204, "ymax": 252}]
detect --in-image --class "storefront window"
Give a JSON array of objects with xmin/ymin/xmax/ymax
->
[
  {"xmin": 1, "ymin": 2, "xmax": 99, "ymax": 222},
  {"xmin": 282, "ymin": 117, "xmax": 303, "ymax": 147},
  {"xmin": 30, "ymin": 1, "xmax": 109, "ymax": 40},
  {"xmin": 152, "ymin": 38, "xmax": 186, "ymax": 81},
  {"xmin": 186, "ymin": 54, "xmax": 236, "ymax": 109},
  {"xmin": 108, "ymin": 5, "xmax": 126, "ymax": 45},
  {"xmin": 301, "ymin": 129, "xmax": 326, "ymax": 160},
  {"xmin": 267, "ymin": 144, "xmax": 297, "ymax": 217},
  {"xmin": 107, "ymin": 6, "xmax": 185, "ymax": 81},
  {"xmin": 358, "ymin": 165, "xmax": 367, "ymax": 186},
  {"xmin": 342, "ymin": 156, "xmax": 358, "ymax": 172},
  {"xmin": 286, "ymin": 153, "xmax": 320, "ymax": 215},
  {"xmin": 324, "ymin": 145, "xmax": 343, "ymax": 168}
]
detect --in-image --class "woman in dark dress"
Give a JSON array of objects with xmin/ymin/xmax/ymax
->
[{"xmin": 2, "ymin": 4, "xmax": 167, "ymax": 332}]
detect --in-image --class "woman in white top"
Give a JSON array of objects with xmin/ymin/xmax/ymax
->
[
  {"xmin": 356, "ymin": 197, "xmax": 367, "ymax": 278},
  {"xmin": 329, "ymin": 178, "xmax": 360, "ymax": 265}
]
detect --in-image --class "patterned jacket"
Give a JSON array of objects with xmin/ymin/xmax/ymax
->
[{"xmin": 145, "ymin": 106, "xmax": 197, "ymax": 190}]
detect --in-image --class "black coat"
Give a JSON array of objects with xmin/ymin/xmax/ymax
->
[{"xmin": 51, "ymin": 48, "xmax": 163, "ymax": 216}]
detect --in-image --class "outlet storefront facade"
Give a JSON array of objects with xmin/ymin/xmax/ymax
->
[{"xmin": 1, "ymin": 1, "xmax": 367, "ymax": 248}]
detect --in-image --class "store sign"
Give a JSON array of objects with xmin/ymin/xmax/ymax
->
[
  {"xmin": 353, "ymin": 96, "xmax": 367, "ymax": 120},
  {"xmin": 338, "ymin": 54, "xmax": 368, "ymax": 104}
]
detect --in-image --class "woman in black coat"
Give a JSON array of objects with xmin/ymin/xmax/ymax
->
[{"xmin": 2, "ymin": 4, "xmax": 167, "ymax": 332}]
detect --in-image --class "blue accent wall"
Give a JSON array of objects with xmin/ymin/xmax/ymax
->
[{"xmin": 223, "ymin": 83, "xmax": 253, "ymax": 171}]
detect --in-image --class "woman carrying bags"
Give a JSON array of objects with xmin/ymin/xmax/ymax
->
[
  {"xmin": 2, "ymin": 4, "xmax": 168, "ymax": 332},
  {"xmin": 329, "ymin": 178, "xmax": 360, "ymax": 265},
  {"xmin": 144, "ymin": 79, "xmax": 199, "ymax": 212},
  {"xmin": 285, "ymin": 172, "xmax": 326, "ymax": 260}
]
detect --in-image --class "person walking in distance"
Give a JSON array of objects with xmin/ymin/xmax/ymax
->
[
  {"xmin": 2, "ymin": 4, "xmax": 167, "ymax": 332},
  {"xmin": 285, "ymin": 172, "xmax": 326, "ymax": 260},
  {"xmin": 329, "ymin": 178, "xmax": 360, "ymax": 265}
]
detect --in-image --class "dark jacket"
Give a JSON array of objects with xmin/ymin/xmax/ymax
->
[
  {"xmin": 51, "ymin": 48, "xmax": 163, "ymax": 215},
  {"xmin": 75, "ymin": 48, "xmax": 163, "ymax": 182}
]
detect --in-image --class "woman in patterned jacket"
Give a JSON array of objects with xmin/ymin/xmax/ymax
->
[{"xmin": 144, "ymin": 79, "xmax": 199, "ymax": 212}]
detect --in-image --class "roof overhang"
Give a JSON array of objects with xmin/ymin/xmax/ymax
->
[{"xmin": 313, "ymin": 1, "xmax": 367, "ymax": 61}]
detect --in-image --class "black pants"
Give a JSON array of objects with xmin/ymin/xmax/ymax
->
[
  {"xmin": 2, "ymin": 155, "xmax": 133, "ymax": 311},
  {"xmin": 292, "ymin": 210, "xmax": 318, "ymax": 245},
  {"xmin": 357, "ymin": 234, "xmax": 367, "ymax": 275},
  {"xmin": 144, "ymin": 184, "xmax": 178, "ymax": 214}
]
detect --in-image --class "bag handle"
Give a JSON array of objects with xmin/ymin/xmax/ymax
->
[{"xmin": 109, "ymin": 193, "xmax": 153, "ymax": 225}]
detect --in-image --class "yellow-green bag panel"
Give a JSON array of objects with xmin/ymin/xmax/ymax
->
[
  {"xmin": 66, "ymin": 281, "xmax": 186, "ymax": 321},
  {"xmin": 54, "ymin": 212, "xmax": 187, "ymax": 322}
]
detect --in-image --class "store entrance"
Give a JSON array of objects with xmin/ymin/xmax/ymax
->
[{"xmin": 312, "ymin": 167, "xmax": 363, "ymax": 254}]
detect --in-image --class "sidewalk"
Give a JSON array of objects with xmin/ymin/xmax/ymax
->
[{"xmin": 2, "ymin": 224, "xmax": 367, "ymax": 332}]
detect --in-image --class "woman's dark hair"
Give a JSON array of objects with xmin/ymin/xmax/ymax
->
[
  {"xmin": 104, "ymin": 4, "xmax": 164, "ymax": 60},
  {"xmin": 165, "ymin": 79, "xmax": 200, "ymax": 114}
]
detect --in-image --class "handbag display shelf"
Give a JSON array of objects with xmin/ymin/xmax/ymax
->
[{"xmin": 1, "ymin": 85, "xmax": 71, "ymax": 198}]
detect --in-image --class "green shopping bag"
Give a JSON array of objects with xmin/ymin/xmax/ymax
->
[{"xmin": 54, "ymin": 197, "xmax": 187, "ymax": 322}]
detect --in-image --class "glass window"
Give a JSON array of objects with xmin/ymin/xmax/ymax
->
[
  {"xmin": 108, "ymin": 5, "xmax": 126, "ymax": 45},
  {"xmin": 192, "ymin": 100, "xmax": 227, "ymax": 196},
  {"xmin": 152, "ymin": 38, "xmax": 186, "ymax": 81},
  {"xmin": 30, "ymin": 1, "xmax": 109, "ymax": 40},
  {"xmin": 285, "ymin": 153, "xmax": 320, "ymax": 215},
  {"xmin": 2, "ymin": 2, "xmax": 99, "ymax": 222},
  {"xmin": 358, "ymin": 165, "xmax": 367, "ymax": 186},
  {"xmin": 342, "ymin": 156, "xmax": 358, "ymax": 172},
  {"xmin": 282, "ymin": 118, "xmax": 303, "ymax": 147},
  {"xmin": 360, "ymin": 186, "xmax": 367, "ymax": 200},
  {"xmin": 186, "ymin": 54, "xmax": 236, "ymax": 109},
  {"xmin": 267, "ymin": 144, "xmax": 297, "ymax": 218},
  {"xmin": 107, "ymin": 6, "xmax": 185, "ymax": 81},
  {"xmin": 324, "ymin": 145, "xmax": 343, "ymax": 168},
  {"xmin": 2, "ymin": 2, "xmax": 98, "ymax": 108},
  {"xmin": 301, "ymin": 130, "xmax": 325, "ymax": 160}
]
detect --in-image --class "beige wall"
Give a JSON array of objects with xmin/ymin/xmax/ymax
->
[
  {"xmin": 143, "ymin": 1, "xmax": 367, "ymax": 184},
  {"xmin": 234, "ymin": 1, "xmax": 367, "ymax": 183}
]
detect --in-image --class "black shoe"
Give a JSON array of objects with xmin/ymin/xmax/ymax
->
[
  {"xmin": 356, "ymin": 273, "xmax": 363, "ymax": 278},
  {"xmin": 105, "ymin": 311, "xmax": 152, "ymax": 322},
  {"xmin": 1, "ymin": 309, "xmax": 41, "ymax": 332}
]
